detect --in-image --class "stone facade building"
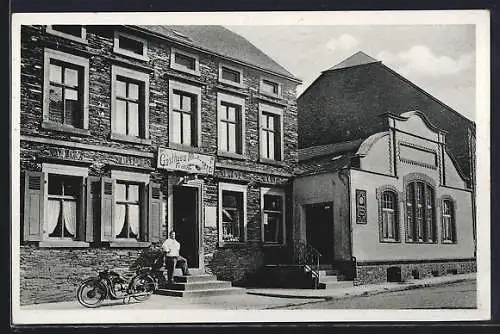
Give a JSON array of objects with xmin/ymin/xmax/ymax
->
[{"xmin": 19, "ymin": 25, "xmax": 301, "ymax": 304}]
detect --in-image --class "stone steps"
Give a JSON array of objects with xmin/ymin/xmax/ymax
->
[{"xmin": 156, "ymin": 287, "xmax": 244, "ymax": 298}]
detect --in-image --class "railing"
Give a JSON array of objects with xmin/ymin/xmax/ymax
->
[{"xmin": 291, "ymin": 239, "xmax": 322, "ymax": 289}]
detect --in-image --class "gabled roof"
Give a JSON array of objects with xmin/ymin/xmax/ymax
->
[
  {"xmin": 134, "ymin": 25, "xmax": 300, "ymax": 82},
  {"xmin": 324, "ymin": 51, "xmax": 380, "ymax": 72},
  {"xmin": 298, "ymin": 138, "xmax": 365, "ymax": 161}
]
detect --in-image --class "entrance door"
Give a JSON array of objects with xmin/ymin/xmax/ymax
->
[
  {"xmin": 173, "ymin": 186, "xmax": 199, "ymax": 268},
  {"xmin": 305, "ymin": 202, "xmax": 334, "ymax": 264}
]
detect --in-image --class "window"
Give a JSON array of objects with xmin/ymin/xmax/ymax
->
[
  {"xmin": 46, "ymin": 25, "xmax": 87, "ymax": 43},
  {"xmin": 115, "ymin": 182, "xmax": 142, "ymax": 240},
  {"xmin": 169, "ymin": 81, "xmax": 201, "ymax": 148},
  {"xmin": 261, "ymin": 188, "xmax": 285, "ymax": 244},
  {"xmin": 171, "ymin": 48, "xmax": 200, "ymax": 76},
  {"xmin": 259, "ymin": 104, "xmax": 283, "ymax": 161},
  {"xmin": 380, "ymin": 190, "xmax": 399, "ymax": 241},
  {"xmin": 405, "ymin": 181, "xmax": 436, "ymax": 243},
  {"xmin": 111, "ymin": 66, "xmax": 150, "ymax": 143},
  {"xmin": 218, "ymin": 183, "xmax": 247, "ymax": 244},
  {"xmin": 46, "ymin": 175, "xmax": 81, "ymax": 240},
  {"xmin": 113, "ymin": 31, "xmax": 148, "ymax": 61},
  {"xmin": 217, "ymin": 93, "xmax": 245, "ymax": 156},
  {"xmin": 43, "ymin": 49, "xmax": 89, "ymax": 135},
  {"xmin": 442, "ymin": 198, "xmax": 456, "ymax": 243},
  {"xmin": 219, "ymin": 64, "xmax": 243, "ymax": 87},
  {"xmin": 260, "ymin": 78, "xmax": 281, "ymax": 97}
]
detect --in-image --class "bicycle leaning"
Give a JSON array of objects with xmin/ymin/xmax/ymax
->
[{"xmin": 76, "ymin": 265, "xmax": 159, "ymax": 308}]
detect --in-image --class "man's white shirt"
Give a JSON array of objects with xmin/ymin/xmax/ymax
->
[{"xmin": 162, "ymin": 238, "xmax": 181, "ymax": 257}]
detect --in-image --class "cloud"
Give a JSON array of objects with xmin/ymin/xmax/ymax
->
[
  {"xmin": 377, "ymin": 45, "xmax": 474, "ymax": 78},
  {"xmin": 325, "ymin": 34, "xmax": 359, "ymax": 52}
]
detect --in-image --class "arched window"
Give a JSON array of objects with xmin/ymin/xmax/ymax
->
[
  {"xmin": 442, "ymin": 199, "xmax": 456, "ymax": 243},
  {"xmin": 381, "ymin": 191, "xmax": 399, "ymax": 241},
  {"xmin": 405, "ymin": 181, "xmax": 436, "ymax": 243}
]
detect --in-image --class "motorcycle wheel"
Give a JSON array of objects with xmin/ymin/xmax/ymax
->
[
  {"xmin": 77, "ymin": 278, "xmax": 106, "ymax": 308},
  {"xmin": 130, "ymin": 274, "xmax": 155, "ymax": 302}
]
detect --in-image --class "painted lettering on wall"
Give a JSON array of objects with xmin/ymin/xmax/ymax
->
[
  {"xmin": 356, "ymin": 189, "xmax": 367, "ymax": 224},
  {"xmin": 216, "ymin": 168, "xmax": 285, "ymax": 184},
  {"xmin": 157, "ymin": 147, "xmax": 215, "ymax": 175}
]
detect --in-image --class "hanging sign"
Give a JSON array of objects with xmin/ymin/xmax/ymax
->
[
  {"xmin": 356, "ymin": 189, "xmax": 367, "ymax": 224},
  {"xmin": 157, "ymin": 147, "xmax": 215, "ymax": 175}
]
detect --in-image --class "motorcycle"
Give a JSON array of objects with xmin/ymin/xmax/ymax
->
[{"xmin": 76, "ymin": 265, "xmax": 159, "ymax": 308}]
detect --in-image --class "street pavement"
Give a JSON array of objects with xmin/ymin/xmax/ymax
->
[
  {"xmin": 276, "ymin": 280, "xmax": 477, "ymax": 309},
  {"xmin": 21, "ymin": 273, "xmax": 476, "ymax": 310}
]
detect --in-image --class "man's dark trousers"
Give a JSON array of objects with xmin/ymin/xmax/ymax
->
[{"xmin": 164, "ymin": 256, "xmax": 190, "ymax": 284}]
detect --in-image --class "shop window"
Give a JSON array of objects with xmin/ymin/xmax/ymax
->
[
  {"xmin": 113, "ymin": 31, "xmax": 148, "ymax": 61},
  {"xmin": 219, "ymin": 64, "xmax": 243, "ymax": 87},
  {"xmin": 43, "ymin": 49, "xmax": 89, "ymax": 135},
  {"xmin": 259, "ymin": 104, "xmax": 283, "ymax": 161},
  {"xmin": 171, "ymin": 48, "xmax": 200, "ymax": 76},
  {"xmin": 218, "ymin": 183, "xmax": 247, "ymax": 244},
  {"xmin": 169, "ymin": 80, "xmax": 201, "ymax": 148},
  {"xmin": 405, "ymin": 181, "xmax": 436, "ymax": 243},
  {"xmin": 378, "ymin": 189, "xmax": 400, "ymax": 242},
  {"xmin": 442, "ymin": 198, "xmax": 457, "ymax": 243},
  {"xmin": 260, "ymin": 78, "xmax": 281, "ymax": 97},
  {"xmin": 46, "ymin": 25, "xmax": 87, "ymax": 43},
  {"xmin": 217, "ymin": 93, "xmax": 245, "ymax": 156},
  {"xmin": 111, "ymin": 66, "xmax": 150, "ymax": 144},
  {"xmin": 261, "ymin": 188, "xmax": 285, "ymax": 244}
]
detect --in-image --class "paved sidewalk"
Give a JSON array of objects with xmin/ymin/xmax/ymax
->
[{"xmin": 247, "ymin": 273, "xmax": 476, "ymax": 301}]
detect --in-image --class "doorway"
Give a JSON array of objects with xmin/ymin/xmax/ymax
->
[
  {"xmin": 172, "ymin": 186, "xmax": 199, "ymax": 268},
  {"xmin": 305, "ymin": 202, "xmax": 334, "ymax": 264}
]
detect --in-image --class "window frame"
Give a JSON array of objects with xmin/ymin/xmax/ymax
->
[
  {"xmin": 217, "ymin": 92, "xmax": 246, "ymax": 158},
  {"xmin": 440, "ymin": 196, "xmax": 457, "ymax": 244},
  {"xmin": 40, "ymin": 163, "xmax": 88, "ymax": 247},
  {"xmin": 46, "ymin": 25, "xmax": 88, "ymax": 44},
  {"xmin": 170, "ymin": 47, "xmax": 201, "ymax": 76},
  {"xmin": 111, "ymin": 65, "xmax": 150, "ymax": 144},
  {"xmin": 259, "ymin": 77, "xmax": 282, "ymax": 98},
  {"xmin": 259, "ymin": 103, "xmax": 284, "ymax": 162},
  {"xmin": 376, "ymin": 186, "xmax": 401, "ymax": 243},
  {"xmin": 43, "ymin": 48, "xmax": 90, "ymax": 136},
  {"xmin": 218, "ymin": 63, "xmax": 244, "ymax": 87},
  {"xmin": 404, "ymin": 179, "xmax": 437, "ymax": 244},
  {"xmin": 113, "ymin": 31, "xmax": 149, "ymax": 61},
  {"xmin": 260, "ymin": 187, "xmax": 286, "ymax": 245},
  {"xmin": 218, "ymin": 182, "xmax": 247, "ymax": 245},
  {"xmin": 168, "ymin": 80, "xmax": 202, "ymax": 149}
]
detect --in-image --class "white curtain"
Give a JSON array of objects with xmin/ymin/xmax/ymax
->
[
  {"xmin": 128, "ymin": 204, "xmax": 140, "ymax": 238},
  {"xmin": 114, "ymin": 204, "xmax": 126, "ymax": 237},
  {"xmin": 47, "ymin": 199, "xmax": 61, "ymax": 236},
  {"xmin": 63, "ymin": 200, "xmax": 77, "ymax": 237}
]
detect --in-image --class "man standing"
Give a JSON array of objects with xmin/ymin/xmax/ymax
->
[{"xmin": 161, "ymin": 231, "xmax": 190, "ymax": 284}]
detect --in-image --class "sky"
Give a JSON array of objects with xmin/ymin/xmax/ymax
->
[{"xmin": 226, "ymin": 25, "xmax": 476, "ymax": 121}]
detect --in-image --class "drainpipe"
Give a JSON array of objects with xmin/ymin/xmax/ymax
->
[{"xmin": 338, "ymin": 167, "xmax": 354, "ymax": 278}]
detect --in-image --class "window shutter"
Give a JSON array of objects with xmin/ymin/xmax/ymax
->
[
  {"xmin": 274, "ymin": 115, "xmax": 281, "ymax": 160},
  {"xmin": 148, "ymin": 182, "xmax": 162, "ymax": 242},
  {"xmin": 100, "ymin": 177, "xmax": 114, "ymax": 242},
  {"xmin": 78, "ymin": 178, "xmax": 86, "ymax": 241},
  {"xmin": 140, "ymin": 184, "xmax": 148, "ymax": 241},
  {"xmin": 85, "ymin": 176, "xmax": 100, "ymax": 242},
  {"xmin": 23, "ymin": 171, "xmax": 45, "ymax": 241}
]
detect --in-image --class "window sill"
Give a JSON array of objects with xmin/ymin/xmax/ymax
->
[
  {"xmin": 442, "ymin": 240, "xmax": 457, "ymax": 244},
  {"xmin": 46, "ymin": 28, "xmax": 88, "ymax": 44},
  {"xmin": 405, "ymin": 241, "xmax": 439, "ymax": 245},
  {"xmin": 380, "ymin": 239, "xmax": 401, "ymax": 244},
  {"xmin": 262, "ymin": 242, "xmax": 286, "ymax": 247},
  {"xmin": 41, "ymin": 121, "xmax": 90, "ymax": 136},
  {"xmin": 113, "ymin": 48, "xmax": 150, "ymax": 62},
  {"xmin": 39, "ymin": 241, "xmax": 90, "ymax": 248},
  {"xmin": 215, "ymin": 84, "xmax": 249, "ymax": 97},
  {"xmin": 217, "ymin": 151, "xmax": 247, "ymax": 161},
  {"xmin": 168, "ymin": 143, "xmax": 203, "ymax": 153},
  {"xmin": 110, "ymin": 133, "xmax": 152, "ymax": 145},
  {"xmin": 218, "ymin": 241, "xmax": 247, "ymax": 248},
  {"xmin": 256, "ymin": 93, "xmax": 288, "ymax": 107},
  {"xmin": 170, "ymin": 65, "xmax": 201, "ymax": 77},
  {"xmin": 109, "ymin": 241, "xmax": 151, "ymax": 248},
  {"xmin": 259, "ymin": 158, "xmax": 287, "ymax": 167}
]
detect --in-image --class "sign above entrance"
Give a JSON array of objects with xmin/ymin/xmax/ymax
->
[{"xmin": 157, "ymin": 148, "xmax": 215, "ymax": 175}]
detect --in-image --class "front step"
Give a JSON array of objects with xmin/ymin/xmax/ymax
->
[
  {"xmin": 318, "ymin": 280, "xmax": 354, "ymax": 289},
  {"xmin": 168, "ymin": 281, "xmax": 233, "ymax": 291},
  {"xmin": 156, "ymin": 287, "xmax": 244, "ymax": 298},
  {"xmin": 154, "ymin": 273, "xmax": 244, "ymax": 298}
]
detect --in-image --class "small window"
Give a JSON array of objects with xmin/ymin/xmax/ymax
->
[
  {"xmin": 46, "ymin": 25, "xmax": 87, "ymax": 43},
  {"xmin": 442, "ymin": 199, "xmax": 456, "ymax": 243},
  {"xmin": 260, "ymin": 79, "xmax": 280, "ymax": 97},
  {"xmin": 46, "ymin": 174, "xmax": 82, "ymax": 240},
  {"xmin": 219, "ymin": 64, "xmax": 243, "ymax": 86},
  {"xmin": 171, "ymin": 48, "xmax": 200, "ymax": 76},
  {"xmin": 380, "ymin": 190, "xmax": 399, "ymax": 242},
  {"xmin": 114, "ymin": 31, "xmax": 148, "ymax": 61},
  {"xmin": 262, "ymin": 190, "xmax": 285, "ymax": 244}
]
